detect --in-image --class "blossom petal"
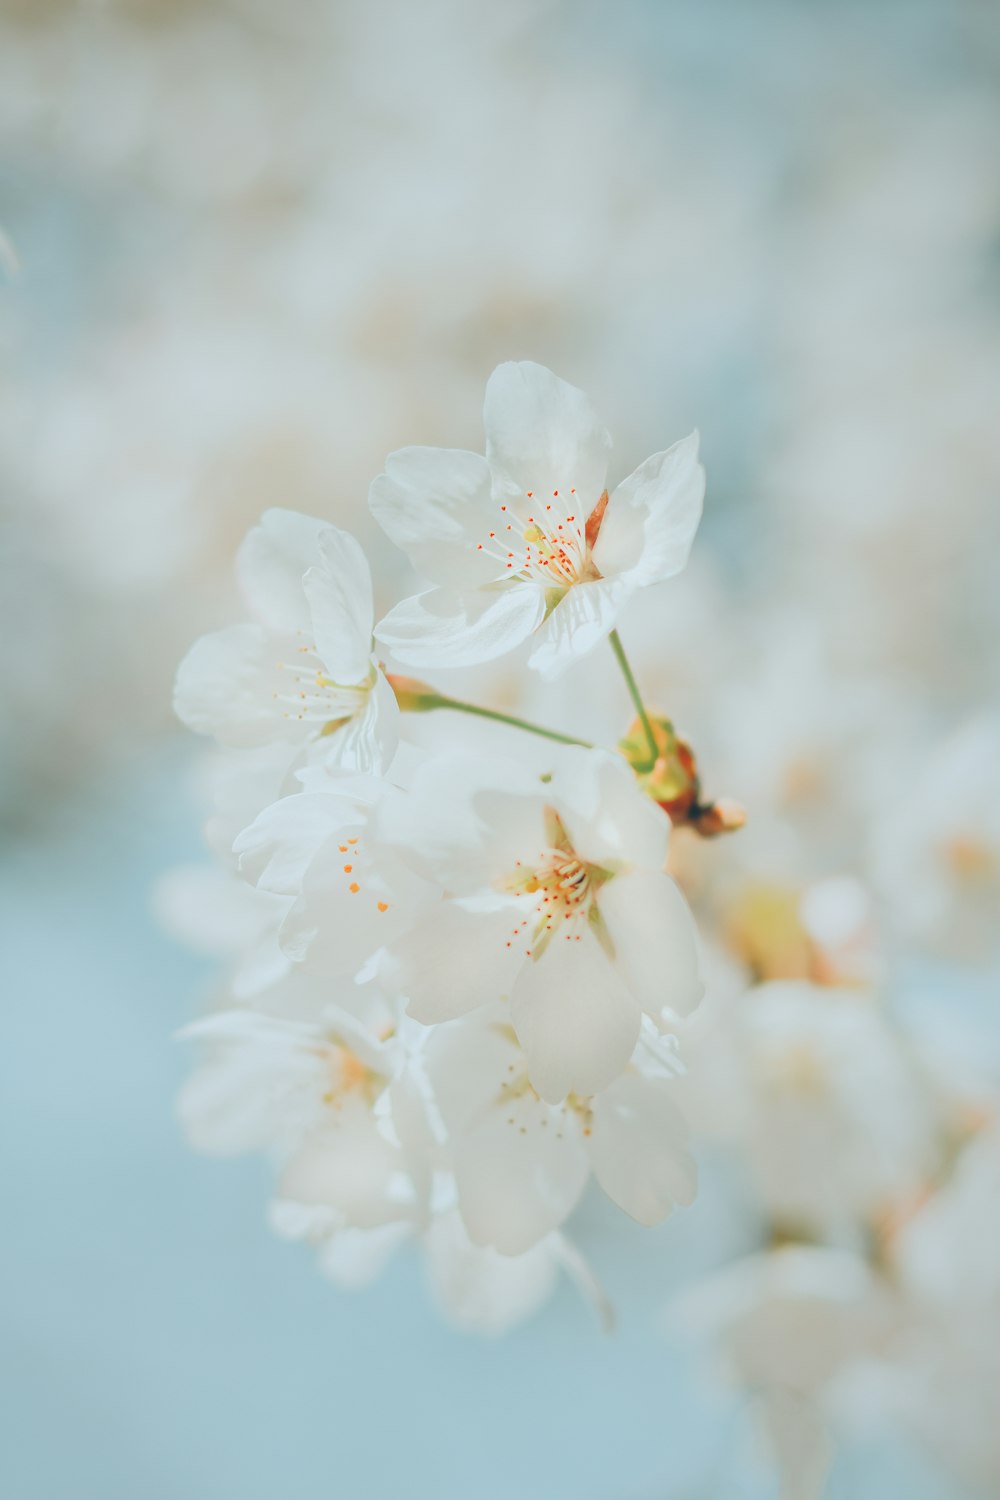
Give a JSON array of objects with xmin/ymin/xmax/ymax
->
[
  {"xmin": 374, "ymin": 582, "xmax": 544, "ymax": 669},
  {"xmin": 302, "ymin": 525, "xmax": 375, "ymax": 684},
  {"xmin": 455, "ymin": 1093, "xmax": 590, "ymax": 1255},
  {"xmin": 588, "ymin": 1073, "xmax": 696, "ymax": 1224},
  {"xmin": 423, "ymin": 1210, "xmax": 559, "ymax": 1334},
  {"xmin": 322, "ymin": 665, "xmax": 399, "ymax": 774},
  {"xmin": 391, "ymin": 900, "xmax": 524, "ymax": 1024},
  {"xmin": 234, "ymin": 791, "xmax": 361, "ymax": 895},
  {"xmin": 174, "ymin": 623, "xmax": 303, "ymax": 747},
  {"xmin": 375, "ymin": 753, "xmax": 546, "ymax": 894},
  {"xmin": 526, "ymin": 578, "xmax": 630, "ymax": 679},
  {"xmin": 281, "ymin": 837, "xmax": 432, "ymax": 976},
  {"xmin": 279, "ymin": 1102, "xmax": 406, "ymax": 1230},
  {"xmin": 550, "ymin": 747, "xmax": 671, "ymax": 872},
  {"xmin": 236, "ymin": 508, "xmax": 327, "ymax": 632},
  {"xmin": 484, "ymin": 361, "xmax": 610, "ymax": 513},
  {"xmin": 597, "ymin": 869, "xmax": 703, "ymax": 1021},
  {"xmin": 593, "ymin": 432, "xmax": 704, "ymax": 587},
  {"xmin": 369, "ymin": 447, "xmax": 500, "ymax": 586},
  {"xmin": 511, "ymin": 932, "xmax": 640, "ymax": 1102}
]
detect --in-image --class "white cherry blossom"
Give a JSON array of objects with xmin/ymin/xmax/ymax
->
[
  {"xmin": 682, "ymin": 980, "xmax": 940, "ymax": 1237},
  {"xmin": 232, "ymin": 776, "xmax": 436, "ymax": 978},
  {"xmin": 175, "ymin": 508, "xmax": 398, "ymax": 772},
  {"xmin": 369, "ymin": 361, "xmax": 704, "ymax": 677},
  {"xmin": 423, "ymin": 1007, "xmax": 696, "ymax": 1254},
  {"xmin": 179, "ymin": 1002, "xmax": 431, "ymax": 1235},
  {"xmin": 378, "ymin": 746, "xmax": 703, "ymax": 1102}
]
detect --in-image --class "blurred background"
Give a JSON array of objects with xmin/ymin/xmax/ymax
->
[{"xmin": 2, "ymin": 2, "xmax": 998, "ymax": 1497}]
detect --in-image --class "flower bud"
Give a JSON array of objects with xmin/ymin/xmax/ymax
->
[
  {"xmin": 618, "ymin": 714, "xmax": 745, "ymax": 838},
  {"xmin": 386, "ymin": 673, "xmax": 447, "ymax": 713}
]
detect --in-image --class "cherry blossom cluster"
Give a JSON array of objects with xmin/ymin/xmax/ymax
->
[{"xmin": 172, "ymin": 361, "xmax": 724, "ymax": 1328}]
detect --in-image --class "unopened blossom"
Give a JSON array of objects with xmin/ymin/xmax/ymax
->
[
  {"xmin": 175, "ymin": 509, "xmax": 398, "ymax": 773},
  {"xmin": 378, "ymin": 746, "xmax": 703, "ymax": 1101},
  {"xmin": 369, "ymin": 361, "xmax": 704, "ymax": 677},
  {"xmin": 423, "ymin": 1007, "xmax": 695, "ymax": 1254}
]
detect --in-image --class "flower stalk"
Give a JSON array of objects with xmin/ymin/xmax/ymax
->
[{"xmin": 386, "ymin": 674, "xmax": 593, "ymax": 749}]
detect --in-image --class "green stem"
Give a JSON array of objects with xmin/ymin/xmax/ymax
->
[
  {"xmin": 427, "ymin": 694, "xmax": 593, "ymax": 749},
  {"xmin": 608, "ymin": 628, "xmax": 658, "ymax": 765}
]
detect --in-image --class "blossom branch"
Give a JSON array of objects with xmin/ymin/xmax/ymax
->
[
  {"xmin": 387, "ymin": 674, "xmax": 593, "ymax": 748},
  {"xmin": 608, "ymin": 629, "xmax": 658, "ymax": 767}
]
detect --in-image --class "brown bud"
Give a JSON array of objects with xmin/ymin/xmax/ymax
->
[{"xmin": 688, "ymin": 797, "xmax": 748, "ymax": 838}]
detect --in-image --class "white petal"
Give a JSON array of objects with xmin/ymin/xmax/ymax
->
[
  {"xmin": 549, "ymin": 747, "xmax": 671, "ymax": 871},
  {"xmin": 174, "ymin": 624, "xmax": 304, "ymax": 748},
  {"xmin": 281, "ymin": 837, "xmax": 432, "ymax": 976},
  {"xmin": 455, "ymin": 1092, "xmax": 590, "ymax": 1255},
  {"xmin": 588, "ymin": 1072, "xmax": 696, "ymax": 1224},
  {"xmin": 302, "ymin": 525, "xmax": 375, "ymax": 684},
  {"xmin": 375, "ymin": 753, "xmax": 546, "ymax": 894},
  {"xmin": 369, "ymin": 447, "xmax": 501, "ymax": 586},
  {"xmin": 596, "ymin": 869, "xmax": 703, "ymax": 1021},
  {"xmin": 279, "ymin": 1103, "xmax": 406, "ymax": 1230},
  {"xmin": 322, "ymin": 666, "xmax": 399, "ymax": 774},
  {"xmin": 511, "ymin": 932, "xmax": 641, "ymax": 1102},
  {"xmin": 421, "ymin": 1009, "xmax": 524, "ymax": 1134},
  {"xmin": 391, "ymin": 900, "xmax": 524, "ymax": 1024},
  {"xmin": 526, "ymin": 578, "xmax": 629, "ymax": 679},
  {"xmin": 233, "ymin": 791, "xmax": 360, "ymax": 895},
  {"xmin": 483, "ymin": 361, "xmax": 610, "ymax": 513},
  {"xmin": 236, "ymin": 508, "xmax": 327, "ymax": 632},
  {"xmin": 593, "ymin": 432, "xmax": 704, "ymax": 587},
  {"xmin": 177, "ymin": 1038, "xmax": 318, "ymax": 1156},
  {"xmin": 374, "ymin": 582, "xmax": 544, "ymax": 669},
  {"xmin": 318, "ymin": 1223, "xmax": 412, "ymax": 1288},
  {"xmin": 423, "ymin": 1210, "xmax": 558, "ymax": 1334}
]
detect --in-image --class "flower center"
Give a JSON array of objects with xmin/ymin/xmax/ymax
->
[
  {"xmin": 498, "ymin": 808, "xmax": 610, "ymax": 957},
  {"xmin": 475, "ymin": 488, "xmax": 606, "ymax": 594},
  {"xmin": 272, "ymin": 642, "xmax": 372, "ymax": 733},
  {"xmin": 321, "ymin": 1041, "xmax": 381, "ymax": 1107}
]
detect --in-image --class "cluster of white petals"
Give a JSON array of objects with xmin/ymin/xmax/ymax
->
[{"xmin": 172, "ymin": 362, "xmax": 707, "ymax": 1326}]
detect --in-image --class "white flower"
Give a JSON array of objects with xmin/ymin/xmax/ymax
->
[
  {"xmin": 378, "ymin": 746, "xmax": 703, "ymax": 1101},
  {"xmin": 682, "ymin": 981, "xmax": 939, "ymax": 1236},
  {"xmin": 369, "ymin": 361, "xmax": 704, "ymax": 677},
  {"xmin": 231, "ymin": 774, "xmax": 435, "ymax": 979},
  {"xmin": 871, "ymin": 715, "xmax": 1000, "ymax": 964},
  {"xmin": 420, "ymin": 1209, "xmax": 561, "ymax": 1335},
  {"xmin": 175, "ymin": 508, "xmax": 398, "ymax": 772},
  {"xmin": 179, "ymin": 1003, "xmax": 430, "ymax": 1234},
  {"xmin": 675, "ymin": 1245, "xmax": 896, "ymax": 1500},
  {"xmin": 423, "ymin": 1008, "xmax": 695, "ymax": 1254}
]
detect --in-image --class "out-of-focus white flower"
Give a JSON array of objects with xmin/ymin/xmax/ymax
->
[
  {"xmin": 870, "ymin": 716, "xmax": 1000, "ymax": 964},
  {"xmin": 423, "ymin": 1008, "xmax": 695, "ymax": 1255},
  {"xmin": 370, "ymin": 361, "xmax": 703, "ymax": 677},
  {"xmin": 846, "ymin": 1120, "xmax": 1000, "ymax": 1493},
  {"xmin": 175, "ymin": 509, "xmax": 399, "ymax": 773},
  {"xmin": 675, "ymin": 1245, "xmax": 897, "ymax": 1500},
  {"xmin": 379, "ymin": 746, "xmax": 703, "ymax": 1102},
  {"xmin": 682, "ymin": 981, "xmax": 939, "ymax": 1236},
  {"xmin": 179, "ymin": 1003, "xmax": 430, "ymax": 1234},
  {"xmin": 420, "ymin": 1208, "xmax": 561, "ymax": 1335}
]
